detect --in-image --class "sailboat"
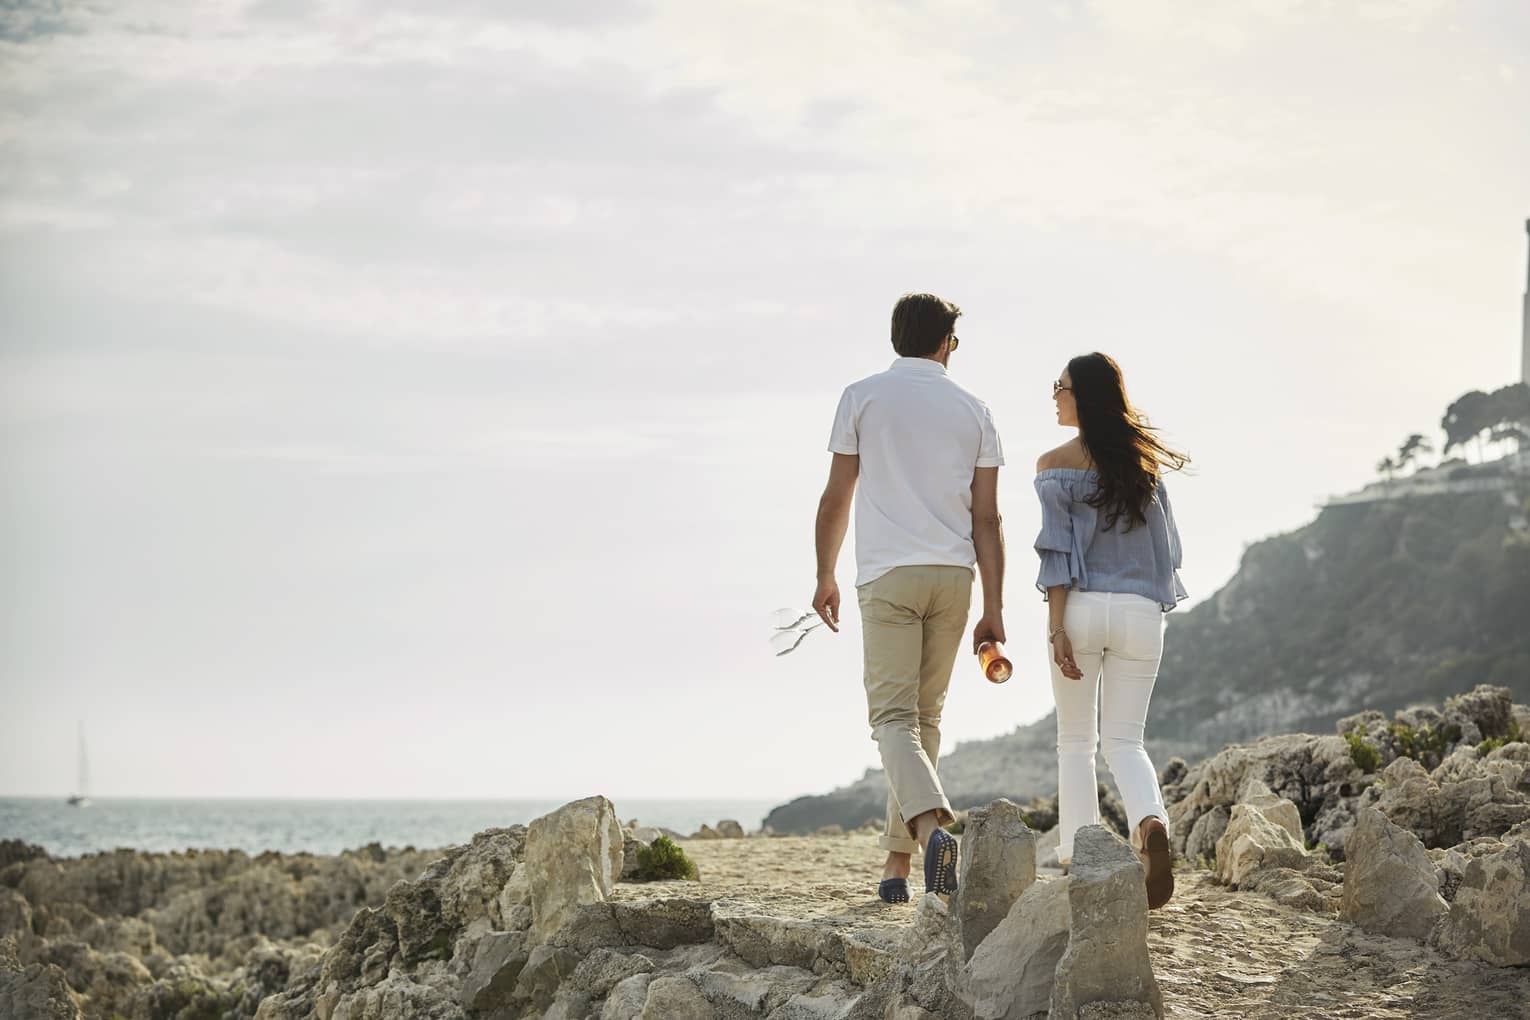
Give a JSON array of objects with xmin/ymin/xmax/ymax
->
[{"xmin": 67, "ymin": 721, "xmax": 89, "ymax": 807}]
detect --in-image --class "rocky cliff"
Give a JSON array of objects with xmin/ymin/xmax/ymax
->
[
  {"xmin": 765, "ymin": 482, "xmax": 1530, "ymax": 834},
  {"xmin": 6, "ymin": 685, "xmax": 1530, "ymax": 1019}
]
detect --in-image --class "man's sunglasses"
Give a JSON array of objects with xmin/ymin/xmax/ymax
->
[{"xmin": 949, "ymin": 335, "xmax": 960, "ymax": 352}]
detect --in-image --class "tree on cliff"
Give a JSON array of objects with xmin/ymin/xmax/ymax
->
[
  {"xmin": 1396, "ymin": 433, "xmax": 1433, "ymax": 473},
  {"xmin": 1442, "ymin": 383, "xmax": 1530, "ymax": 461}
]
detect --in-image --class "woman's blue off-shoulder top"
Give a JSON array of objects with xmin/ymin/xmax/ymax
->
[{"xmin": 1033, "ymin": 468, "xmax": 1187, "ymax": 612}]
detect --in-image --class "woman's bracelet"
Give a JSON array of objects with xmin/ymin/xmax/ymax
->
[{"xmin": 1048, "ymin": 625, "xmax": 1067, "ymax": 641}]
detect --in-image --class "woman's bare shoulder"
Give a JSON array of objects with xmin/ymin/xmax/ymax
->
[{"xmin": 1036, "ymin": 439, "xmax": 1092, "ymax": 473}]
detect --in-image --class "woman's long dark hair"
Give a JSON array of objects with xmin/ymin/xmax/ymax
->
[{"xmin": 1069, "ymin": 352, "xmax": 1189, "ymax": 531}]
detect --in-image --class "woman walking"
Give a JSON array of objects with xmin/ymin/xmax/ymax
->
[{"xmin": 1034, "ymin": 352, "xmax": 1188, "ymax": 909}]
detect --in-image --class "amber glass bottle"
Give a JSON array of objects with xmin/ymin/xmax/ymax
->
[{"xmin": 977, "ymin": 641, "xmax": 1012, "ymax": 684}]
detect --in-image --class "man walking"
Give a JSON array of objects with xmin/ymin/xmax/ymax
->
[{"xmin": 812, "ymin": 292, "xmax": 1006, "ymax": 903}]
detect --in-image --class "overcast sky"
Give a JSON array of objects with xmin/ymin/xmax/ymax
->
[{"xmin": 3, "ymin": 0, "xmax": 1528, "ymax": 801}]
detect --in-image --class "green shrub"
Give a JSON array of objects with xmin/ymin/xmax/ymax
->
[
  {"xmin": 634, "ymin": 835, "xmax": 698, "ymax": 882},
  {"xmin": 1478, "ymin": 720, "xmax": 1525, "ymax": 756},
  {"xmin": 1387, "ymin": 721, "xmax": 1460, "ymax": 768},
  {"xmin": 1345, "ymin": 729, "xmax": 1382, "ymax": 773}
]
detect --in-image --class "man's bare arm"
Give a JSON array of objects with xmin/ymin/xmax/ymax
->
[
  {"xmin": 813, "ymin": 453, "xmax": 859, "ymax": 632},
  {"xmin": 970, "ymin": 466, "xmax": 1006, "ymax": 651}
]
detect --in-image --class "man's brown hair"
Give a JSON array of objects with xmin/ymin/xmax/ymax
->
[{"xmin": 890, "ymin": 293, "xmax": 961, "ymax": 358}]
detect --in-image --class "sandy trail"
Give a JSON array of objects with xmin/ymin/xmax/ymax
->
[{"xmin": 615, "ymin": 832, "xmax": 1530, "ymax": 1020}]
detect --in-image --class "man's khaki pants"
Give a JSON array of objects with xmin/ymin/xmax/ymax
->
[{"xmin": 857, "ymin": 564, "xmax": 972, "ymax": 854}]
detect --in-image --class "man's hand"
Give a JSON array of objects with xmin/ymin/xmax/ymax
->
[
  {"xmin": 1052, "ymin": 631, "xmax": 1083, "ymax": 679},
  {"xmin": 813, "ymin": 576, "xmax": 841, "ymax": 633},
  {"xmin": 971, "ymin": 613, "xmax": 1006, "ymax": 654},
  {"xmin": 813, "ymin": 454, "xmax": 856, "ymax": 634}
]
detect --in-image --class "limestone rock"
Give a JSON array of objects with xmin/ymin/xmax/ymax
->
[
  {"xmin": 1431, "ymin": 835, "xmax": 1530, "ymax": 966},
  {"xmin": 1443, "ymin": 685, "xmax": 1518, "ymax": 743},
  {"xmin": 897, "ymin": 894, "xmax": 971, "ymax": 1019},
  {"xmin": 1076, "ymin": 1003, "xmax": 1157, "ymax": 1018},
  {"xmin": 568, "ymin": 947, "xmax": 654, "ymax": 997},
  {"xmin": 1183, "ymin": 806, "xmax": 1229, "ymax": 866},
  {"xmin": 514, "ymin": 943, "xmax": 582, "ymax": 1013},
  {"xmin": 768, "ymin": 981, "xmax": 865, "ymax": 1019},
  {"xmin": 1051, "ymin": 826, "xmax": 1163, "ymax": 1020},
  {"xmin": 1165, "ymin": 733, "xmax": 1361, "ymax": 859},
  {"xmin": 497, "ymin": 863, "xmax": 533, "ymax": 933},
  {"xmin": 883, "ymin": 1003, "xmax": 942, "ymax": 1020},
  {"xmin": 458, "ymin": 930, "xmax": 527, "ymax": 1012},
  {"xmin": 550, "ymin": 897, "xmax": 714, "ymax": 953},
  {"xmin": 711, "ymin": 905, "xmax": 842, "ymax": 971},
  {"xmin": 1340, "ymin": 807, "xmax": 1448, "ymax": 941},
  {"xmin": 716, "ymin": 820, "xmax": 746, "ymax": 839},
  {"xmin": 526, "ymin": 796, "xmax": 625, "ymax": 943},
  {"xmin": 0, "ymin": 891, "xmax": 34, "ymax": 955},
  {"xmin": 227, "ymin": 937, "xmax": 320, "ymax": 1018},
  {"xmin": 621, "ymin": 838, "xmax": 645, "ymax": 881},
  {"xmin": 952, "ymin": 799, "xmax": 1037, "ymax": 960},
  {"xmin": 13, "ymin": 842, "xmax": 437, "ymax": 960},
  {"xmin": 1236, "ymin": 779, "xmax": 1304, "ymax": 842},
  {"xmin": 640, "ymin": 974, "xmax": 714, "ymax": 1019},
  {"xmin": 316, "ymin": 969, "xmax": 462, "ymax": 1020},
  {"xmin": 31, "ymin": 938, "xmax": 151, "ymax": 1019},
  {"xmin": 601, "ymin": 972, "xmax": 653, "ymax": 1020},
  {"xmin": 0, "ymin": 936, "xmax": 83, "ymax": 1020},
  {"xmin": 1309, "ymin": 799, "xmax": 1359, "ymax": 855},
  {"xmin": 1214, "ymin": 803, "xmax": 1308, "ymax": 888},
  {"xmin": 1366, "ymin": 752, "xmax": 1530, "ymax": 849},
  {"xmin": 318, "ymin": 904, "xmax": 399, "ymax": 1002},
  {"xmin": 841, "ymin": 931, "xmax": 897, "ymax": 986},
  {"xmin": 692, "ymin": 958, "xmax": 818, "ymax": 1014},
  {"xmin": 1036, "ymin": 827, "xmax": 1062, "ymax": 871},
  {"xmin": 543, "ymin": 988, "xmax": 595, "ymax": 1020},
  {"xmin": 1428, "ymin": 835, "xmax": 1506, "ymax": 902},
  {"xmin": 963, "ymin": 876, "xmax": 1070, "ymax": 1020}
]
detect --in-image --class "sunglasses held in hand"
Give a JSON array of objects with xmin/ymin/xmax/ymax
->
[{"xmin": 769, "ymin": 608, "xmax": 825, "ymax": 656}]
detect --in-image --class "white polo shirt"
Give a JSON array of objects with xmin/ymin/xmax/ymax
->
[{"xmin": 828, "ymin": 357, "xmax": 1005, "ymax": 588}]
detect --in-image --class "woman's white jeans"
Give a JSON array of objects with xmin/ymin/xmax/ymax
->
[{"xmin": 1050, "ymin": 590, "xmax": 1169, "ymax": 864}]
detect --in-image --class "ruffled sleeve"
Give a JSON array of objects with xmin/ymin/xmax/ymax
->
[
  {"xmin": 1157, "ymin": 480, "xmax": 1188, "ymax": 603},
  {"xmin": 1034, "ymin": 475, "xmax": 1082, "ymax": 597},
  {"xmin": 1156, "ymin": 480, "xmax": 1183, "ymax": 569}
]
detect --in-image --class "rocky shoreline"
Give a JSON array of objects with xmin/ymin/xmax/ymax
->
[{"xmin": 4, "ymin": 684, "xmax": 1530, "ymax": 1019}]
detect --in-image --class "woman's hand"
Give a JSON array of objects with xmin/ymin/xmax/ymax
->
[{"xmin": 1051, "ymin": 630, "xmax": 1083, "ymax": 679}]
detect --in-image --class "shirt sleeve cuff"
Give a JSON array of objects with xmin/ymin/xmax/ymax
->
[{"xmin": 1035, "ymin": 551, "xmax": 1075, "ymax": 592}]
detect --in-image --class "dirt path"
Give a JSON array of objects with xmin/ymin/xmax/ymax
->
[{"xmin": 621, "ymin": 832, "xmax": 1530, "ymax": 1020}]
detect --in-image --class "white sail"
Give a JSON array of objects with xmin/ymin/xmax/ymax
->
[{"xmin": 68, "ymin": 721, "xmax": 89, "ymax": 807}]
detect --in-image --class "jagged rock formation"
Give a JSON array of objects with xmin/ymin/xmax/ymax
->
[
  {"xmin": 0, "ymin": 842, "xmax": 436, "ymax": 1020},
  {"xmin": 5, "ymin": 687, "xmax": 1530, "ymax": 1018},
  {"xmin": 1161, "ymin": 685, "xmax": 1530, "ymax": 973}
]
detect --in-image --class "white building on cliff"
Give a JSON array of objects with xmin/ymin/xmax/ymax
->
[{"xmin": 1326, "ymin": 220, "xmax": 1530, "ymax": 508}]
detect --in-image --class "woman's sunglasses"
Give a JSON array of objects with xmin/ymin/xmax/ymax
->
[{"xmin": 1052, "ymin": 380, "xmax": 1073, "ymax": 396}]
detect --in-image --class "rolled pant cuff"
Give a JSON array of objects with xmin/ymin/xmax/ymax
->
[
  {"xmin": 879, "ymin": 834, "xmax": 919, "ymax": 854},
  {"xmin": 900, "ymin": 795, "xmax": 955, "ymax": 830}
]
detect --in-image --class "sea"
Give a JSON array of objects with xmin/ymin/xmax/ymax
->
[{"xmin": 0, "ymin": 797, "xmax": 783, "ymax": 859}]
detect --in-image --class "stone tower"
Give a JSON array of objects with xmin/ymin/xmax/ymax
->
[{"xmin": 1523, "ymin": 219, "xmax": 1530, "ymax": 384}]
